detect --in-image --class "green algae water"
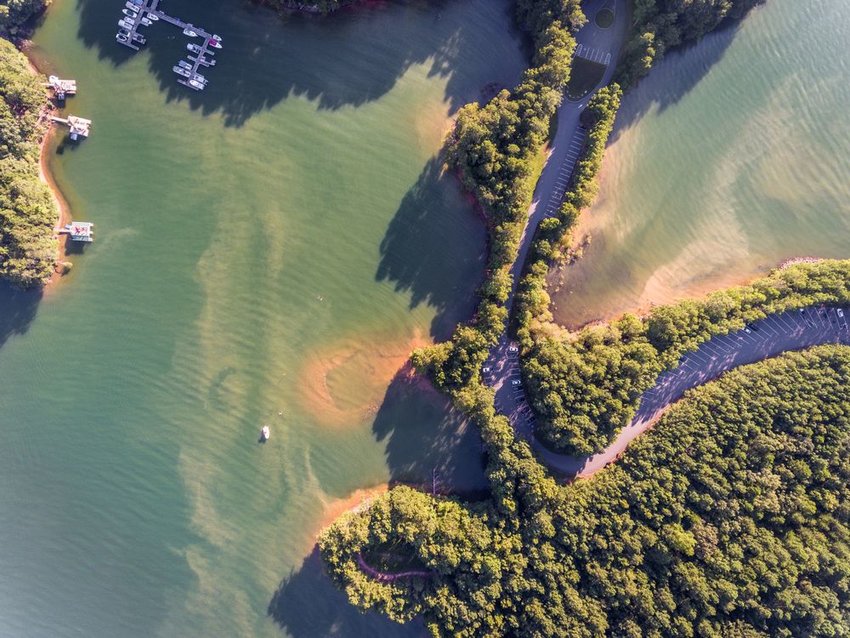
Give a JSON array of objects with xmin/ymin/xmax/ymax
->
[
  {"xmin": 0, "ymin": 1, "xmax": 525, "ymax": 635},
  {"xmin": 551, "ymin": 0, "xmax": 850, "ymax": 328}
]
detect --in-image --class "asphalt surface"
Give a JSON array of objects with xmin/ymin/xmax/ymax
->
[
  {"xmin": 498, "ymin": 305, "xmax": 850, "ymax": 478},
  {"xmin": 485, "ymin": 0, "xmax": 628, "ymax": 429}
]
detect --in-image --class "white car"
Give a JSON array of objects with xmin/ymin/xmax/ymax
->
[
  {"xmin": 511, "ymin": 379, "xmax": 521, "ymax": 386},
  {"xmin": 508, "ymin": 346, "xmax": 519, "ymax": 354},
  {"xmin": 838, "ymin": 309, "xmax": 845, "ymax": 318},
  {"xmin": 482, "ymin": 366, "xmax": 491, "ymax": 374}
]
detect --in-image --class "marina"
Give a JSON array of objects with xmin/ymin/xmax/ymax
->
[{"xmin": 115, "ymin": 0, "xmax": 222, "ymax": 91}]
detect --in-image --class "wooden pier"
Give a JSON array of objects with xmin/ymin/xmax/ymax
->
[
  {"xmin": 50, "ymin": 115, "xmax": 92, "ymax": 141},
  {"xmin": 116, "ymin": 0, "xmax": 222, "ymax": 91},
  {"xmin": 45, "ymin": 75, "xmax": 77, "ymax": 100}
]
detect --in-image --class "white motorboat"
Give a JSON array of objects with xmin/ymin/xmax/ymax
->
[
  {"xmin": 116, "ymin": 33, "xmax": 129, "ymax": 43},
  {"xmin": 125, "ymin": 0, "xmax": 140, "ymax": 8},
  {"xmin": 140, "ymin": 17, "xmax": 152, "ymax": 26},
  {"xmin": 172, "ymin": 66, "xmax": 191, "ymax": 77},
  {"xmin": 187, "ymin": 43, "xmax": 202, "ymax": 53},
  {"xmin": 178, "ymin": 60, "xmax": 192, "ymax": 70},
  {"xmin": 132, "ymin": 33, "xmax": 146, "ymax": 43},
  {"xmin": 146, "ymin": 13, "xmax": 159, "ymax": 21},
  {"xmin": 183, "ymin": 26, "xmax": 198, "ymax": 37},
  {"xmin": 260, "ymin": 425, "xmax": 270, "ymax": 441},
  {"xmin": 122, "ymin": 8, "xmax": 138, "ymax": 17},
  {"xmin": 118, "ymin": 18, "xmax": 134, "ymax": 29},
  {"xmin": 208, "ymin": 38, "xmax": 222, "ymax": 49}
]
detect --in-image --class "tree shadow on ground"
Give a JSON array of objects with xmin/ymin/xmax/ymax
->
[
  {"xmin": 268, "ymin": 547, "xmax": 428, "ymax": 638},
  {"xmin": 610, "ymin": 21, "xmax": 741, "ymax": 142},
  {"xmin": 377, "ymin": 156, "xmax": 487, "ymax": 341},
  {"xmin": 372, "ymin": 367, "xmax": 490, "ymax": 495},
  {"xmin": 73, "ymin": 0, "xmax": 519, "ymax": 127},
  {"xmin": 0, "ymin": 282, "xmax": 43, "ymax": 352}
]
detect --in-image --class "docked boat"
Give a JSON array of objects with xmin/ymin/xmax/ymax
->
[
  {"xmin": 187, "ymin": 43, "xmax": 202, "ymax": 53},
  {"xmin": 146, "ymin": 13, "xmax": 159, "ymax": 21},
  {"xmin": 118, "ymin": 18, "xmax": 134, "ymax": 29},
  {"xmin": 183, "ymin": 26, "xmax": 198, "ymax": 37},
  {"xmin": 260, "ymin": 425, "xmax": 270, "ymax": 441},
  {"xmin": 208, "ymin": 38, "xmax": 222, "ymax": 49},
  {"xmin": 140, "ymin": 17, "xmax": 152, "ymax": 26},
  {"xmin": 116, "ymin": 33, "xmax": 129, "ymax": 43},
  {"xmin": 122, "ymin": 8, "xmax": 138, "ymax": 17},
  {"xmin": 125, "ymin": 0, "xmax": 140, "ymax": 8},
  {"xmin": 172, "ymin": 66, "xmax": 191, "ymax": 77},
  {"xmin": 178, "ymin": 60, "xmax": 192, "ymax": 70},
  {"xmin": 132, "ymin": 33, "xmax": 146, "ymax": 43},
  {"xmin": 187, "ymin": 79, "xmax": 205, "ymax": 91}
]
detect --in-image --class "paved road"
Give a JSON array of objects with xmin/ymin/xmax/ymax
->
[
  {"xmin": 485, "ymin": 0, "xmax": 628, "ymax": 421},
  {"xmin": 500, "ymin": 305, "xmax": 850, "ymax": 479}
]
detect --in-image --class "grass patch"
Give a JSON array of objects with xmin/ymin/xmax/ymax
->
[
  {"xmin": 566, "ymin": 56, "xmax": 607, "ymax": 101},
  {"xmin": 595, "ymin": 7, "xmax": 614, "ymax": 28}
]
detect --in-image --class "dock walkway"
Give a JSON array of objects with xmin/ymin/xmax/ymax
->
[{"xmin": 116, "ymin": 0, "xmax": 221, "ymax": 90}]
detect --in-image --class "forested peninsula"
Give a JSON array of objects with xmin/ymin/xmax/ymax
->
[
  {"xmin": 0, "ymin": 36, "xmax": 58, "ymax": 288},
  {"xmin": 321, "ymin": 345, "xmax": 850, "ymax": 636},
  {"xmin": 310, "ymin": 0, "xmax": 850, "ymax": 636}
]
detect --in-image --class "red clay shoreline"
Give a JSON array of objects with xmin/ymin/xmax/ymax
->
[{"xmin": 24, "ymin": 49, "xmax": 73, "ymax": 289}]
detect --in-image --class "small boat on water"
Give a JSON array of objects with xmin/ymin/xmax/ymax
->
[
  {"xmin": 183, "ymin": 26, "xmax": 198, "ymax": 37},
  {"xmin": 178, "ymin": 60, "xmax": 192, "ymax": 70},
  {"xmin": 122, "ymin": 8, "xmax": 138, "ymax": 17},
  {"xmin": 187, "ymin": 43, "xmax": 202, "ymax": 53},
  {"xmin": 260, "ymin": 425, "xmax": 270, "ymax": 441},
  {"xmin": 172, "ymin": 66, "xmax": 191, "ymax": 77},
  {"xmin": 187, "ymin": 79, "xmax": 206, "ymax": 91},
  {"xmin": 208, "ymin": 38, "xmax": 222, "ymax": 49}
]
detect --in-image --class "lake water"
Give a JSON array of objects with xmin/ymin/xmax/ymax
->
[
  {"xmin": 0, "ymin": 1, "xmax": 525, "ymax": 636},
  {"xmin": 551, "ymin": 0, "xmax": 850, "ymax": 327}
]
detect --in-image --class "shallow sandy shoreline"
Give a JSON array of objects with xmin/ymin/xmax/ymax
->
[{"xmin": 26, "ymin": 52, "xmax": 72, "ymax": 288}]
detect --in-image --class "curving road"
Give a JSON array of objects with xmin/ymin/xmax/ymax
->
[{"xmin": 506, "ymin": 305, "xmax": 850, "ymax": 479}]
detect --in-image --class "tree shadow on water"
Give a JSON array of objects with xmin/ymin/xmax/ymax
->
[
  {"xmin": 611, "ymin": 21, "xmax": 742, "ymax": 142},
  {"xmin": 268, "ymin": 547, "xmax": 428, "ymax": 638},
  {"xmin": 377, "ymin": 157, "xmax": 487, "ymax": 341},
  {"xmin": 0, "ymin": 282, "xmax": 43, "ymax": 352},
  {"xmin": 74, "ymin": 0, "xmax": 516, "ymax": 126},
  {"xmin": 372, "ymin": 368, "xmax": 490, "ymax": 496}
]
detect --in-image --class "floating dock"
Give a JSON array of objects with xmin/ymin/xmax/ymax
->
[
  {"xmin": 59, "ymin": 222, "xmax": 94, "ymax": 243},
  {"xmin": 116, "ymin": 0, "xmax": 222, "ymax": 91},
  {"xmin": 45, "ymin": 75, "xmax": 77, "ymax": 100},
  {"xmin": 50, "ymin": 115, "xmax": 92, "ymax": 141}
]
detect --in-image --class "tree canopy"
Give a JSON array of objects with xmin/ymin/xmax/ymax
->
[
  {"xmin": 322, "ymin": 346, "xmax": 850, "ymax": 636},
  {"xmin": 0, "ymin": 37, "xmax": 58, "ymax": 287}
]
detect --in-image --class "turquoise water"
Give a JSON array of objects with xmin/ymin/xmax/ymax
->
[
  {"xmin": 551, "ymin": 0, "xmax": 850, "ymax": 327},
  {"xmin": 0, "ymin": 1, "xmax": 525, "ymax": 635}
]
